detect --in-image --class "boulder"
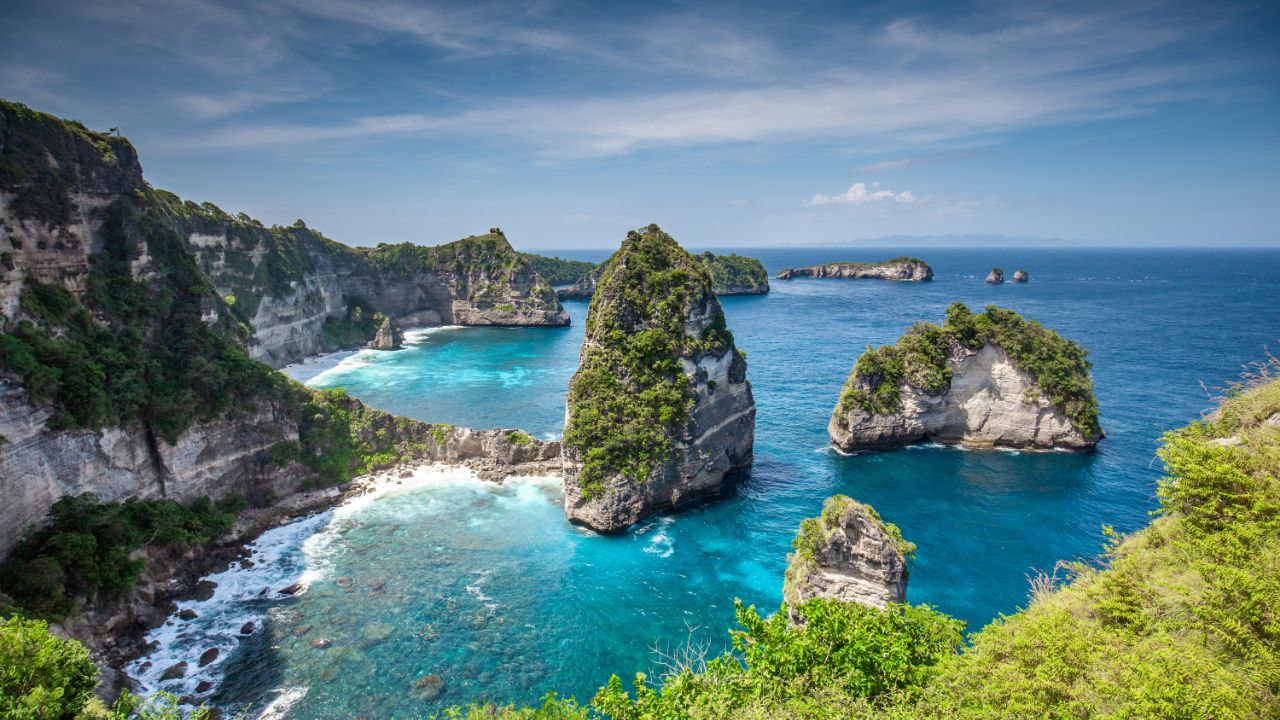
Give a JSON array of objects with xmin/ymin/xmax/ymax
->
[
  {"xmin": 986, "ymin": 267, "xmax": 1004, "ymax": 284},
  {"xmin": 1012, "ymin": 269, "xmax": 1029, "ymax": 283},
  {"xmin": 367, "ymin": 316, "xmax": 404, "ymax": 351}
]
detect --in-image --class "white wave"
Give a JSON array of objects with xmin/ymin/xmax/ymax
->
[
  {"xmin": 126, "ymin": 510, "xmax": 333, "ymax": 701},
  {"xmin": 641, "ymin": 519, "xmax": 676, "ymax": 558},
  {"xmin": 279, "ymin": 350, "xmax": 356, "ymax": 383},
  {"xmin": 256, "ymin": 686, "xmax": 308, "ymax": 720},
  {"xmin": 401, "ymin": 325, "xmax": 464, "ymax": 344}
]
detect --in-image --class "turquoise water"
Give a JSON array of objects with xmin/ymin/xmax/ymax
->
[{"xmin": 139, "ymin": 249, "xmax": 1280, "ymax": 717}]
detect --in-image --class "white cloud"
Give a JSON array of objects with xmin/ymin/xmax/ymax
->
[{"xmin": 808, "ymin": 182, "xmax": 918, "ymax": 207}]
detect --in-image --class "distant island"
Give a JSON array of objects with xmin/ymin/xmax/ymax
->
[{"xmin": 776, "ymin": 257, "xmax": 933, "ymax": 281}]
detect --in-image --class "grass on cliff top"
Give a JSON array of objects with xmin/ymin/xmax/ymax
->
[
  {"xmin": 0, "ymin": 99, "xmax": 134, "ymax": 225},
  {"xmin": 562, "ymin": 224, "xmax": 739, "ymax": 498},
  {"xmin": 837, "ymin": 302, "xmax": 1101, "ymax": 437}
]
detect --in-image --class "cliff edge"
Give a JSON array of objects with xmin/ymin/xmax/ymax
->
[
  {"xmin": 561, "ymin": 225, "xmax": 755, "ymax": 532},
  {"xmin": 829, "ymin": 303, "xmax": 1102, "ymax": 452}
]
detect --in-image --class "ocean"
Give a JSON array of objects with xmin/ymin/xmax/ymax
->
[{"xmin": 128, "ymin": 248, "xmax": 1280, "ymax": 717}]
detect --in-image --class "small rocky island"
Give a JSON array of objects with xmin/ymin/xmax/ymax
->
[
  {"xmin": 366, "ymin": 317, "xmax": 403, "ymax": 350},
  {"xmin": 776, "ymin": 257, "xmax": 933, "ymax": 282},
  {"xmin": 1012, "ymin": 269, "xmax": 1029, "ymax": 283},
  {"xmin": 557, "ymin": 251, "xmax": 769, "ymax": 299},
  {"xmin": 829, "ymin": 302, "xmax": 1102, "ymax": 452},
  {"xmin": 986, "ymin": 267, "xmax": 1004, "ymax": 284},
  {"xmin": 561, "ymin": 225, "xmax": 756, "ymax": 532},
  {"xmin": 783, "ymin": 495, "xmax": 912, "ymax": 619}
]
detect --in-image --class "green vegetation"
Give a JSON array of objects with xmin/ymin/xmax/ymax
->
[
  {"xmin": 0, "ymin": 189, "xmax": 293, "ymax": 441},
  {"xmin": 791, "ymin": 495, "xmax": 915, "ymax": 564},
  {"xmin": 0, "ymin": 617, "xmax": 212, "ymax": 719},
  {"xmin": 696, "ymin": 252, "xmax": 769, "ymax": 293},
  {"xmin": 321, "ymin": 298, "xmax": 385, "ymax": 349},
  {"xmin": 0, "ymin": 100, "xmax": 133, "ymax": 225},
  {"xmin": 837, "ymin": 302, "xmax": 1101, "ymax": 437},
  {"xmin": 507, "ymin": 430, "xmax": 535, "ymax": 446},
  {"xmin": 519, "ymin": 253, "xmax": 598, "ymax": 286},
  {"xmin": 562, "ymin": 225, "xmax": 736, "ymax": 498},
  {"xmin": 0, "ymin": 494, "xmax": 242, "ymax": 620}
]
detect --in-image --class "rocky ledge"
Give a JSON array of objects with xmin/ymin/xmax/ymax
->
[
  {"xmin": 783, "ymin": 495, "xmax": 912, "ymax": 620},
  {"xmin": 561, "ymin": 225, "xmax": 755, "ymax": 532},
  {"xmin": 776, "ymin": 257, "xmax": 933, "ymax": 281},
  {"xmin": 829, "ymin": 302, "xmax": 1102, "ymax": 452}
]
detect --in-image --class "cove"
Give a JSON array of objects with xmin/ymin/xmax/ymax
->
[{"xmin": 137, "ymin": 248, "xmax": 1280, "ymax": 717}]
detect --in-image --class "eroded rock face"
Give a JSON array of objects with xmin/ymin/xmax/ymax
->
[
  {"xmin": 783, "ymin": 496, "xmax": 909, "ymax": 619},
  {"xmin": 561, "ymin": 226, "xmax": 755, "ymax": 533},
  {"xmin": 830, "ymin": 343, "xmax": 1099, "ymax": 452},
  {"xmin": 776, "ymin": 258, "xmax": 933, "ymax": 281},
  {"xmin": 367, "ymin": 317, "xmax": 403, "ymax": 350},
  {"xmin": 986, "ymin": 268, "xmax": 1004, "ymax": 284}
]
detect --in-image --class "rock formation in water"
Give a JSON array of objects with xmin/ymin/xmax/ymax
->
[
  {"xmin": 1012, "ymin": 269, "xmax": 1029, "ymax": 283},
  {"xmin": 367, "ymin": 317, "xmax": 403, "ymax": 350},
  {"xmin": 556, "ymin": 251, "xmax": 770, "ymax": 300},
  {"xmin": 986, "ymin": 267, "xmax": 1004, "ymax": 284},
  {"xmin": 561, "ymin": 225, "xmax": 755, "ymax": 532},
  {"xmin": 775, "ymin": 257, "xmax": 933, "ymax": 282},
  {"xmin": 519, "ymin": 252, "xmax": 597, "ymax": 286},
  {"xmin": 829, "ymin": 303, "xmax": 1102, "ymax": 452},
  {"xmin": 783, "ymin": 495, "xmax": 911, "ymax": 619}
]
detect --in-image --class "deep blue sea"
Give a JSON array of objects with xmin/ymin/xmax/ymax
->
[{"xmin": 130, "ymin": 248, "xmax": 1280, "ymax": 718}]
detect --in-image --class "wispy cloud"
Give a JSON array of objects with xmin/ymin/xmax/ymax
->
[
  {"xmin": 855, "ymin": 158, "xmax": 916, "ymax": 173},
  {"xmin": 161, "ymin": 2, "xmax": 1254, "ymax": 156},
  {"xmin": 808, "ymin": 182, "xmax": 917, "ymax": 207}
]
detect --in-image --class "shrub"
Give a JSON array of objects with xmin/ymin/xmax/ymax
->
[{"xmin": 0, "ymin": 615, "xmax": 97, "ymax": 720}]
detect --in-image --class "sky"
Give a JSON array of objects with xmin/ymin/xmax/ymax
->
[{"xmin": 2, "ymin": 0, "xmax": 1279, "ymax": 249}]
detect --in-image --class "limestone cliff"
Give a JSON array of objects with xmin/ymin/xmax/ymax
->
[
  {"xmin": 776, "ymin": 257, "xmax": 933, "ymax": 281},
  {"xmin": 561, "ymin": 225, "xmax": 755, "ymax": 532},
  {"xmin": 556, "ymin": 251, "xmax": 769, "ymax": 300},
  {"xmin": 783, "ymin": 495, "xmax": 911, "ymax": 618},
  {"xmin": 829, "ymin": 303, "xmax": 1102, "ymax": 452}
]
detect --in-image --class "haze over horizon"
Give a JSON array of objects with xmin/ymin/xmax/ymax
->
[{"xmin": 3, "ymin": 0, "xmax": 1278, "ymax": 249}]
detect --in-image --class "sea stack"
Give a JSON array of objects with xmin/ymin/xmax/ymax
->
[
  {"xmin": 367, "ymin": 317, "xmax": 403, "ymax": 350},
  {"xmin": 783, "ymin": 495, "xmax": 912, "ymax": 620},
  {"xmin": 1012, "ymin": 269, "xmax": 1029, "ymax": 283},
  {"xmin": 986, "ymin": 268, "xmax": 1004, "ymax": 284},
  {"xmin": 776, "ymin": 257, "xmax": 932, "ymax": 282},
  {"xmin": 829, "ymin": 303, "xmax": 1102, "ymax": 452},
  {"xmin": 561, "ymin": 224, "xmax": 755, "ymax": 532}
]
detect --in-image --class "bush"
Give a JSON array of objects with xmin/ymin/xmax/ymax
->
[{"xmin": 0, "ymin": 616, "xmax": 98, "ymax": 720}]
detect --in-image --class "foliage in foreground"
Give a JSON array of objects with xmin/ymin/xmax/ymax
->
[
  {"xmin": 837, "ymin": 302, "xmax": 1101, "ymax": 436},
  {"xmin": 449, "ymin": 369, "xmax": 1280, "ymax": 719}
]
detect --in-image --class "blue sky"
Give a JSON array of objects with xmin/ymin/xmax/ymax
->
[{"xmin": 3, "ymin": 0, "xmax": 1278, "ymax": 249}]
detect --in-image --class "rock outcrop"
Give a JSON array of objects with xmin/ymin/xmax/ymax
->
[
  {"xmin": 367, "ymin": 317, "xmax": 403, "ymax": 350},
  {"xmin": 783, "ymin": 495, "xmax": 911, "ymax": 618},
  {"xmin": 776, "ymin": 257, "xmax": 933, "ymax": 282},
  {"xmin": 561, "ymin": 225, "xmax": 755, "ymax": 532},
  {"xmin": 1012, "ymin": 269, "xmax": 1029, "ymax": 283},
  {"xmin": 986, "ymin": 267, "xmax": 1004, "ymax": 284},
  {"xmin": 557, "ymin": 251, "xmax": 769, "ymax": 300},
  {"xmin": 829, "ymin": 303, "xmax": 1102, "ymax": 452}
]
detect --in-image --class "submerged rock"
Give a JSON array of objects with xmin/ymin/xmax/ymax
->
[
  {"xmin": 367, "ymin": 317, "xmax": 403, "ymax": 350},
  {"xmin": 783, "ymin": 495, "xmax": 912, "ymax": 618},
  {"xmin": 159, "ymin": 661, "xmax": 187, "ymax": 681},
  {"xmin": 412, "ymin": 673, "xmax": 446, "ymax": 700},
  {"xmin": 776, "ymin": 257, "xmax": 932, "ymax": 282},
  {"xmin": 829, "ymin": 303, "xmax": 1102, "ymax": 452},
  {"xmin": 1012, "ymin": 269, "xmax": 1029, "ymax": 283},
  {"xmin": 561, "ymin": 225, "xmax": 755, "ymax": 532},
  {"xmin": 986, "ymin": 267, "xmax": 1004, "ymax": 284}
]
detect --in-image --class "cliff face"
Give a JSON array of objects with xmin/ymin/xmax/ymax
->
[
  {"xmin": 783, "ymin": 495, "xmax": 910, "ymax": 618},
  {"xmin": 776, "ymin": 258, "xmax": 933, "ymax": 282},
  {"xmin": 557, "ymin": 251, "xmax": 769, "ymax": 300},
  {"xmin": 561, "ymin": 225, "xmax": 755, "ymax": 532},
  {"xmin": 829, "ymin": 303, "xmax": 1102, "ymax": 452}
]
